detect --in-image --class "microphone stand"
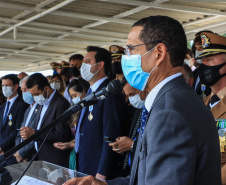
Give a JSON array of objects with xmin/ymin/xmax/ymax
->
[{"xmin": 0, "ymin": 79, "xmax": 122, "ymax": 184}]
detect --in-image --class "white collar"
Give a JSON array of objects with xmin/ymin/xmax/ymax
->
[
  {"xmin": 91, "ymin": 77, "xmax": 108, "ymax": 92},
  {"xmin": 145, "ymin": 73, "xmax": 182, "ymax": 111},
  {"xmin": 8, "ymin": 94, "xmax": 18, "ymax": 103},
  {"xmin": 30, "ymin": 102, "xmax": 37, "ymax": 108},
  {"xmin": 44, "ymin": 89, "xmax": 56, "ymax": 106}
]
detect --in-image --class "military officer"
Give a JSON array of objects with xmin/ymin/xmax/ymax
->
[{"xmin": 196, "ymin": 32, "xmax": 226, "ymax": 184}]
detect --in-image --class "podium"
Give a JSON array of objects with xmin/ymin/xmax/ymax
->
[{"xmin": 4, "ymin": 161, "xmax": 87, "ymax": 184}]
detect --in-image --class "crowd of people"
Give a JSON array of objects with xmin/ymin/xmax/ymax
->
[{"xmin": 0, "ymin": 15, "xmax": 226, "ymax": 185}]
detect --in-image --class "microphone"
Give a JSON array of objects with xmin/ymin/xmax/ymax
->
[
  {"xmin": 83, "ymin": 79, "xmax": 123, "ymax": 101},
  {"xmin": 68, "ymin": 80, "xmax": 123, "ymax": 113},
  {"xmin": 0, "ymin": 80, "xmax": 123, "ymax": 165}
]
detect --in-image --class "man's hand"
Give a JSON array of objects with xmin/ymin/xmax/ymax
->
[
  {"xmin": 63, "ymin": 175, "xmax": 107, "ymax": 185},
  {"xmin": 109, "ymin": 136, "xmax": 134, "ymax": 153},
  {"xmin": 20, "ymin": 127, "xmax": 35, "ymax": 140},
  {"xmin": 0, "ymin": 147, "xmax": 4, "ymax": 155},
  {"xmin": 14, "ymin": 151, "xmax": 23, "ymax": 163},
  {"xmin": 53, "ymin": 141, "xmax": 75, "ymax": 150}
]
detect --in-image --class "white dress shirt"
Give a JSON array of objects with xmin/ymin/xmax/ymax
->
[
  {"xmin": 145, "ymin": 73, "xmax": 182, "ymax": 111},
  {"xmin": 21, "ymin": 103, "xmax": 37, "ymax": 142},
  {"xmin": 91, "ymin": 76, "xmax": 108, "ymax": 92},
  {"xmin": 4, "ymin": 94, "xmax": 19, "ymax": 117}
]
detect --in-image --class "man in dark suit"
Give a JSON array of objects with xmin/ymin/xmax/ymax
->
[
  {"xmin": 20, "ymin": 73, "xmax": 72, "ymax": 167},
  {"xmin": 74, "ymin": 46, "xmax": 125, "ymax": 180},
  {"xmin": 14, "ymin": 76, "xmax": 41, "ymax": 163},
  {"xmin": 0, "ymin": 74, "xmax": 28, "ymax": 166},
  {"xmin": 64, "ymin": 16, "xmax": 221, "ymax": 185}
]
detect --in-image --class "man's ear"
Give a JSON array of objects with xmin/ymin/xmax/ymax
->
[
  {"xmin": 14, "ymin": 84, "xmax": 19, "ymax": 90},
  {"xmin": 45, "ymin": 86, "xmax": 51, "ymax": 93},
  {"xmin": 155, "ymin": 43, "xmax": 167, "ymax": 67},
  {"xmin": 98, "ymin": 61, "xmax": 105, "ymax": 70}
]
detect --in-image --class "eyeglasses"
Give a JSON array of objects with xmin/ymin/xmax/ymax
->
[{"xmin": 124, "ymin": 40, "xmax": 160, "ymax": 57}]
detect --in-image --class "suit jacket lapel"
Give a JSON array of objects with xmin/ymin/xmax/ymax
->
[
  {"xmin": 3, "ymin": 96, "xmax": 19, "ymax": 129},
  {"xmin": 34, "ymin": 105, "xmax": 43, "ymax": 129},
  {"xmin": 79, "ymin": 78, "xmax": 110, "ymax": 124},
  {"xmin": 203, "ymin": 93, "xmax": 212, "ymax": 107},
  {"xmin": 0, "ymin": 102, "xmax": 6, "ymax": 132},
  {"xmin": 129, "ymin": 75, "xmax": 186, "ymax": 185},
  {"xmin": 29, "ymin": 104, "xmax": 40, "ymax": 123},
  {"xmin": 211, "ymin": 96, "xmax": 226, "ymax": 119},
  {"xmin": 130, "ymin": 128, "xmax": 142, "ymax": 185},
  {"xmin": 40, "ymin": 92, "xmax": 58, "ymax": 127},
  {"xmin": 21, "ymin": 107, "xmax": 31, "ymax": 127}
]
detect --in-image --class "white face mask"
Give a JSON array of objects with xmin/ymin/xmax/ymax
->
[
  {"xmin": 195, "ymin": 50, "xmax": 203, "ymax": 64},
  {"xmin": 184, "ymin": 59, "xmax": 191, "ymax": 66},
  {"xmin": 72, "ymin": 95, "xmax": 81, "ymax": 105},
  {"xmin": 2, "ymin": 86, "xmax": 14, "ymax": 98},
  {"xmin": 34, "ymin": 91, "xmax": 48, "ymax": 105},
  {"xmin": 129, "ymin": 94, "xmax": 145, "ymax": 109},
  {"xmin": 50, "ymin": 82, "xmax": 61, "ymax": 91},
  {"xmin": 81, "ymin": 63, "xmax": 99, "ymax": 82}
]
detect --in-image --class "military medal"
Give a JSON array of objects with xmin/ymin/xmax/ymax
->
[
  {"xmin": 8, "ymin": 114, "xmax": 12, "ymax": 126},
  {"xmin": 218, "ymin": 129, "xmax": 226, "ymax": 137},
  {"xmin": 201, "ymin": 84, "xmax": 206, "ymax": 99},
  {"xmin": 88, "ymin": 105, "xmax": 93, "ymax": 121}
]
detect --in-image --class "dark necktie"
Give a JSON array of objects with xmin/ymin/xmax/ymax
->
[
  {"xmin": 210, "ymin": 95, "xmax": 220, "ymax": 105},
  {"xmin": 3, "ymin": 101, "xmax": 10, "ymax": 127},
  {"xmin": 74, "ymin": 88, "xmax": 92, "ymax": 153},
  {"xmin": 123, "ymin": 110, "xmax": 142, "ymax": 168},
  {"xmin": 140, "ymin": 106, "xmax": 149, "ymax": 138}
]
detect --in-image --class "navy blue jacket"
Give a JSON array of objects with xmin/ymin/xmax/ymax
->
[{"xmin": 77, "ymin": 78, "xmax": 125, "ymax": 179}]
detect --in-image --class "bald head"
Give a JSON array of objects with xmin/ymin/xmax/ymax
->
[
  {"xmin": 18, "ymin": 72, "xmax": 28, "ymax": 80},
  {"xmin": 21, "ymin": 76, "xmax": 29, "ymax": 93}
]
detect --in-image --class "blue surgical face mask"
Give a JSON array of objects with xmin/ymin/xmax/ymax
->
[
  {"xmin": 23, "ymin": 91, "xmax": 35, "ymax": 105},
  {"xmin": 121, "ymin": 47, "xmax": 156, "ymax": 91},
  {"xmin": 72, "ymin": 95, "xmax": 81, "ymax": 105}
]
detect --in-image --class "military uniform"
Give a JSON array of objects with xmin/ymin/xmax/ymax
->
[
  {"xmin": 204, "ymin": 88, "xmax": 226, "ymax": 164},
  {"xmin": 198, "ymin": 32, "xmax": 226, "ymax": 184}
]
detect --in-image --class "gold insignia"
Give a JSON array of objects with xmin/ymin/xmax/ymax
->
[
  {"xmin": 8, "ymin": 120, "xmax": 12, "ymax": 126},
  {"xmin": 110, "ymin": 46, "xmax": 119, "ymax": 54},
  {"xmin": 201, "ymin": 34, "xmax": 211, "ymax": 48}
]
